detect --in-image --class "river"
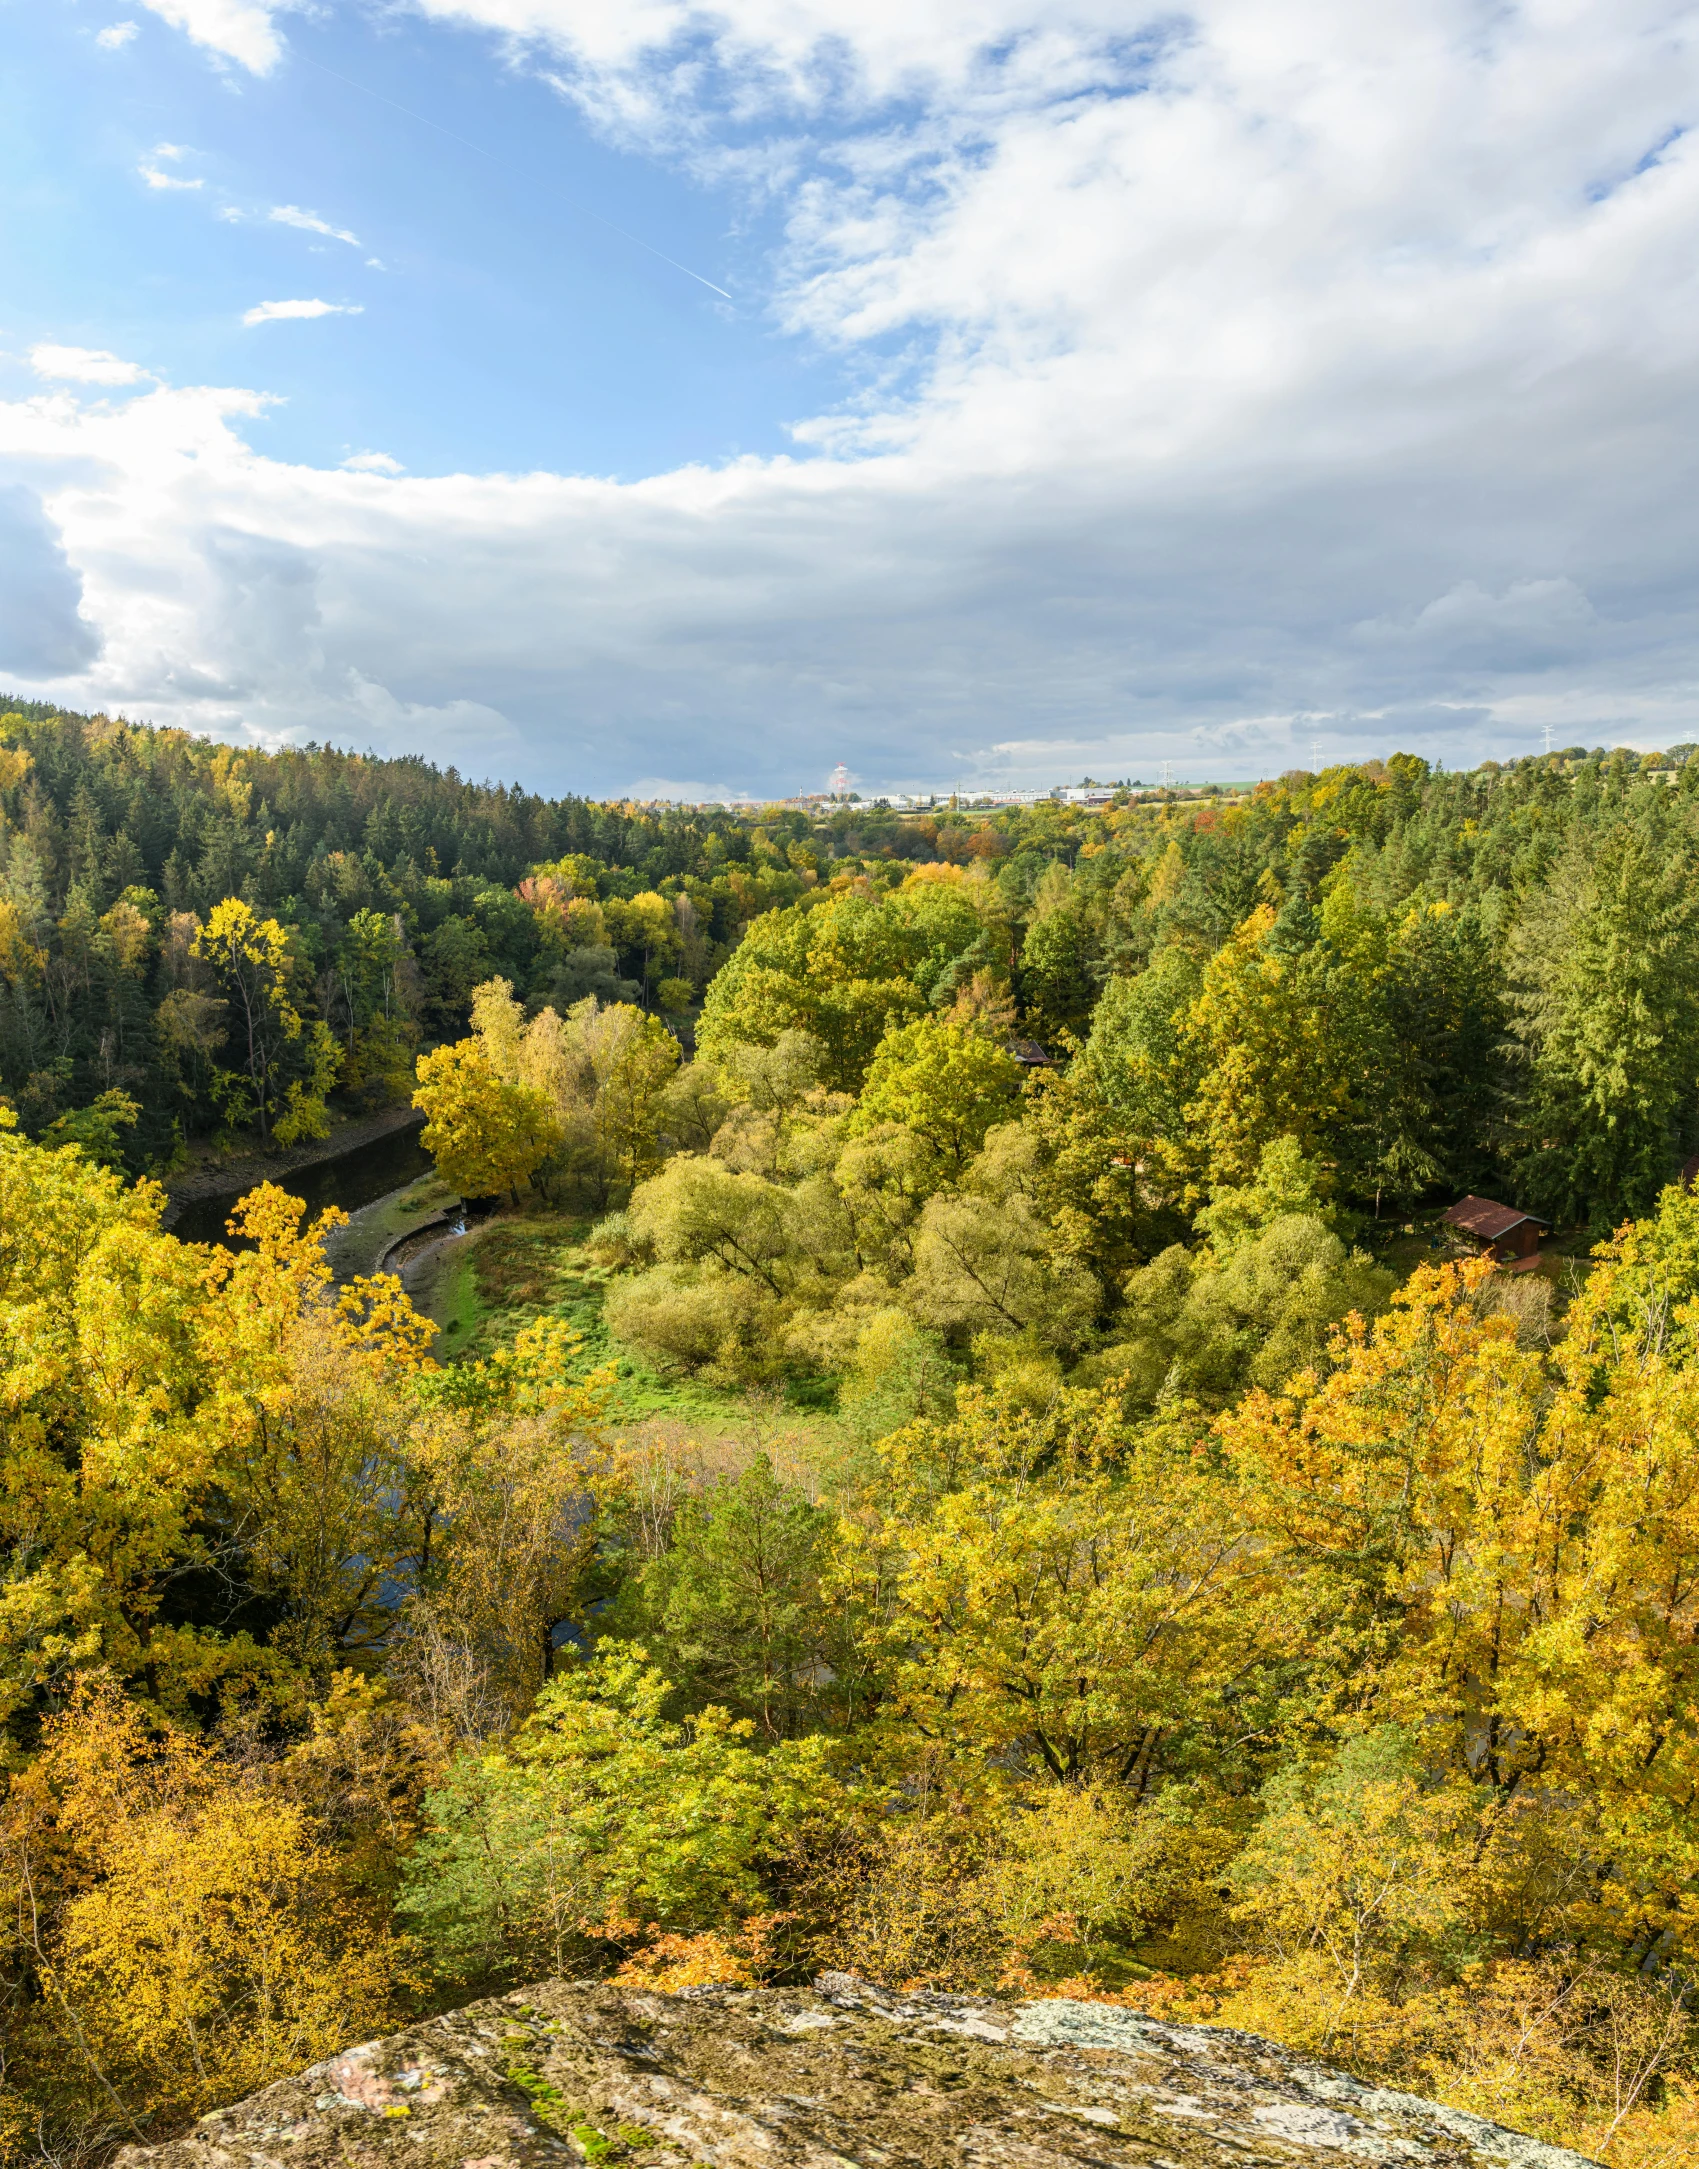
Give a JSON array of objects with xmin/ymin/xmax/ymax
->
[
  {"xmin": 169, "ymin": 1121, "xmax": 435, "ymax": 1247},
  {"xmin": 167, "ymin": 1122, "xmax": 473, "ymax": 1319}
]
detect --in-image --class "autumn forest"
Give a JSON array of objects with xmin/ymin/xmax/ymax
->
[{"xmin": 4, "ymin": 704, "xmax": 1699, "ymax": 2168}]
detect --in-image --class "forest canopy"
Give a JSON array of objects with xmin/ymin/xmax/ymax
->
[
  {"xmin": 4, "ymin": 698, "xmax": 1697, "ymax": 1233},
  {"xmin": 6, "ymin": 707, "xmax": 1699, "ymax": 2169}
]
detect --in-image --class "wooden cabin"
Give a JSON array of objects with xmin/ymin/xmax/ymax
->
[{"xmin": 1441, "ymin": 1194, "xmax": 1547, "ymax": 1268}]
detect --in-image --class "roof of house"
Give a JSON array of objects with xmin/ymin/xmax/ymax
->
[
  {"xmin": 1006, "ymin": 1039, "xmax": 1058, "ymax": 1067},
  {"xmin": 1441, "ymin": 1195, "xmax": 1548, "ymax": 1242}
]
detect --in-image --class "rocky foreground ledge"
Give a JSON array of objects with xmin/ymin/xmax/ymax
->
[{"xmin": 116, "ymin": 1976, "xmax": 1599, "ymax": 2169}]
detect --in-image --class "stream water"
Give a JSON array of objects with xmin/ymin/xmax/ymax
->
[
  {"xmin": 167, "ymin": 1119, "xmax": 486, "ymax": 1333},
  {"xmin": 169, "ymin": 1121, "xmax": 435, "ymax": 1253}
]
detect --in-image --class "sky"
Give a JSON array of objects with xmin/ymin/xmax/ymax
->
[{"xmin": 1, "ymin": 1, "xmax": 1697, "ymax": 800}]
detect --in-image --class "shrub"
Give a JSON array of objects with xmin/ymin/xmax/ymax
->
[{"xmin": 604, "ymin": 1265, "xmax": 781, "ymax": 1382}]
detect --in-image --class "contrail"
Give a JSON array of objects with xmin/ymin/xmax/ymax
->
[{"xmin": 294, "ymin": 49, "xmax": 735, "ymax": 303}]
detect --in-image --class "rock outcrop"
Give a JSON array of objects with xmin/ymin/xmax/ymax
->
[{"xmin": 117, "ymin": 1976, "xmax": 1600, "ymax": 2169}]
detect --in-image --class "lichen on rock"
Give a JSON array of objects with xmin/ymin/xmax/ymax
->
[{"xmin": 117, "ymin": 1976, "xmax": 1600, "ymax": 2169}]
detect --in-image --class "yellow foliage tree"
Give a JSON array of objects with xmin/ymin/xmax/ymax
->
[
  {"xmin": 866, "ymin": 1380, "xmax": 1299, "ymax": 1793},
  {"xmin": 468, "ymin": 978, "xmax": 679, "ymax": 1205},
  {"xmin": 3, "ymin": 1688, "xmax": 399, "ymax": 2133},
  {"xmin": 413, "ymin": 1038, "xmax": 562, "ymax": 1199},
  {"xmin": 192, "ymin": 898, "xmax": 311, "ymax": 1141},
  {"xmin": 1214, "ymin": 1241, "xmax": 1699, "ymax": 2019},
  {"xmin": 407, "ymin": 1319, "xmax": 615, "ymax": 1722}
]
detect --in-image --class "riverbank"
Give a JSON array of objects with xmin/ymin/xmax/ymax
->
[
  {"xmin": 159, "ymin": 1101, "xmax": 424, "ymax": 1230},
  {"xmin": 319, "ymin": 1171, "xmax": 465, "ymax": 1286}
]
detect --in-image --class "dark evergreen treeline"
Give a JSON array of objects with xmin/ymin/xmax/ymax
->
[
  {"xmin": 0, "ymin": 700, "xmax": 812, "ymax": 1165},
  {"xmin": 1016, "ymin": 748, "xmax": 1699, "ymax": 1229}
]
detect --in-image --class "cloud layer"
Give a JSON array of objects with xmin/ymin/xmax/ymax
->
[
  {"xmin": 13, "ymin": 0, "xmax": 1699, "ymax": 793},
  {"xmin": 139, "ymin": 0, "xmax": 284, "ymax": 74}
]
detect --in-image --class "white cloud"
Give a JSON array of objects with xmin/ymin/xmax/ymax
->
[
  {"xmin": 409, "ymin": 0, "xmax": 1138, "ymax": 129},
  {"xmin": 271, "ymin": 205, "xmax": 362, "ymax": 248},
  {"xmin": 28, "ymin": 345, "xmax": 151, "ymax": 386},
  {"xmin": 11, "ymin": 0, "xmax": 1699, "ymax": 792},
  {"xmin": 241, "ymin": 298, "xmax": 364, "ymax": 325},
  {"xmin": 96, "ymin": 22, "xmax": 140, "ymax": 49},
  {"xmin": 342, "ymin": 451, "xmax": 406, "ymax": 474},
  {"xmin": 138, "ymin": 0, "xmax": 283, "ymax": 74},
  {"xmin": 139, "ymin": 150, "xmax": 203, "ymax": 190}
]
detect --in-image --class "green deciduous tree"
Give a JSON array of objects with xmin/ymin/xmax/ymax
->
[
  {"xmin": 852, "ymin": 1015, "xmax": 1024, "ymax": 1173},
  {"xmin": 613, "ymin": 1456, "xmax": 853, "ymax": 1739},
  {"xmin": 1075, "ymin": 946, "xmax": 1205, "ymax": 1143},
  {"xmin": 398, "ymin": 1645, "xmax": 829, "ymax": 1986},
  {"xmin": 1083, "ymin": 1207, "xmax": 1394, "ymax": 1411},
  {"xmin": 697, "ymin": 883, "xmax": 1002, "ymax": 1090},
  {"xmin": 44, "ymin": 1086, "xmax": 141, "ymax": 1170},
  {"xmin": 1018, "ymin": 904, "xmax": 1098, "ymax": 1040},
  {"xmin": 905, "ymin": 1124, "xmax": 1102, "ymax": 1351}
]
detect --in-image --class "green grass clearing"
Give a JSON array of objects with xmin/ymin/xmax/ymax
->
[{"xmin": 432, "ymin": 1206, "xmax": 863, "ymax": 1487}]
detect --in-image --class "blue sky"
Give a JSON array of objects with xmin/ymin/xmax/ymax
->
[
  {"xmin": 3, "ymin": 5, "xmax": 819, "ymax": 478},
  {"xmin": 2, "ymin": 0, "xmax": 1698, "ymax": 799}
]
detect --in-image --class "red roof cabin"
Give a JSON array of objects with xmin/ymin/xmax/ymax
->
[{"xmin": 1441, "ymin": 1195, "xmax": 1548, "ymax": 1269}]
